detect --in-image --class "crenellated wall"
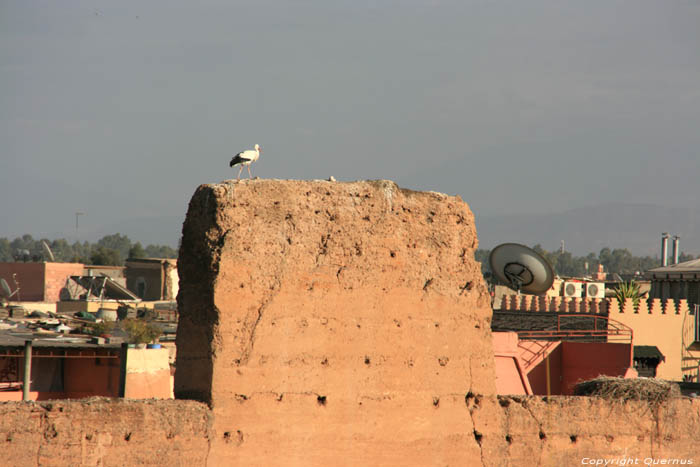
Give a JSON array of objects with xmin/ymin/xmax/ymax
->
[
  {"xmin": 499, "ymin": 295, "xmax": 696, "ymax": 315},
  {"xmin": 498, "ymin": 296, "xmax": 700, "ymax": 381}
]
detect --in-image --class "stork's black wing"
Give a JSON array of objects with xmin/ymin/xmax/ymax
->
[{"xmin": 229, "ymin": 152, "xmax": 252, "ymax": 167}]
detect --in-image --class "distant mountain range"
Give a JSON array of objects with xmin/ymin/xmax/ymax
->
[{"xmin": 474, "ymin": 203, "xmax": 700, "ymax": 257}]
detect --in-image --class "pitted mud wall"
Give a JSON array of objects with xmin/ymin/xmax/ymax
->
[
  {"xmin": 0, "ymin": 399, "xmax": 211, "ymax": 466},
  {"xmin": 1, "ymin": 395, "xmax": 698, "ymax": 466},
  {"xmin": 174, "ymin": 179, "xmax": 496, "ymax": 464}
]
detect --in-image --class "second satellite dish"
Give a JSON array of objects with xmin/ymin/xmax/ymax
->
[
  {"xmin": 489, "ymin": 243, "xmax": 554, "ymax": 295},
  {"xmin": 42, "ymin": 241, "xmax": 55, "ymax": 262}
]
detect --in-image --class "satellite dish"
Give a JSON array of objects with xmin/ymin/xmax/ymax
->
[
  {"xmin": 0, "ymin": 279, "xmax": 11, "ymax": 298},
  {"xmin": 0, "ymin": 278, "xmax": 19, "ymax": 300},
  {"xmin": 42, "ymin": 241, "xmax": 55, "ymax": 262},
  {"xmin": 489, "ymin": 243, "xmax": 554, "ymax": 295}
]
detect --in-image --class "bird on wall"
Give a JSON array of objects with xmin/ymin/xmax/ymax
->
[{"xmin": 229, "ymin": 144, "xmax": 262, "ymax": 181}]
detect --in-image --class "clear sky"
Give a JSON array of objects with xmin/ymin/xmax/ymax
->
[{"xmin": 2, "ymin": 1, "xmax": 699, "ymax": 247}]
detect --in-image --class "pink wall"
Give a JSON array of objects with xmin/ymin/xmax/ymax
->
[
  {"xmin": 0, "ymin": 262, "xmax": 83, "ymax": 302},
  {"xmin": 0, "ymin": 354, "xmax": 121, "ymax": 401},
  {"xmin": 526, "ymin": 344, "xmax": 563, "ymax": 396},
  {"xmin": 525, "ymin": 342, "xmax": 632, "ymax": 395},
  {"xmin": 559, "ymin": 342, "xmax": 632, "ymax": 394},
  {"xmin": 44, "ymin": 263, "xmax": 84, "ymax": 302},
  {"xmin": 0, "ymin": 262, "xmax": 45, "ymax": 301},
  {"xmin": 493, "ymin": 333, "xmax": 532, "ymax": 395},
  {"xmin": 63, "ymin": 357, "xmax": 120, "ymax": 397}
]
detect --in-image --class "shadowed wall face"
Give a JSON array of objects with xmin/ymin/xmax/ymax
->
[{"xmin": 175, "ymin": 179, "xmax": 495, "ymax": 463}]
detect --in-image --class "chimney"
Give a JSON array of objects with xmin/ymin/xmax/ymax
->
[
  {"xmin": 661, "ymin": 233, "xmax": 670, "ymax": 267},
  {"xmin": 672, "ymin": 235, "xmax": 680, "ymax": 265}
]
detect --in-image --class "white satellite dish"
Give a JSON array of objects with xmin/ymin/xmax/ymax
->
[
  {"xmin": 1, "ymin": 278, "xmax": 19, "ymax": 300},
  {"xmin": 489, "ymin": 243, "xmax": 554, "ymax": 295},
  {"xmin": 42, "ymin": 241, "xmax": 55, "ymax": 262}
]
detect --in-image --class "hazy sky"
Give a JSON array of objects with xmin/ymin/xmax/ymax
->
[{"xmin": 2, "ymin": 0, "xmax": 699, "ymax": 246}]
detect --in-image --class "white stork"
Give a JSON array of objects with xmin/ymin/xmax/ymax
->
[{"xmin": 229, "ymin": 144, "xmax": 261, "ymax": 180}]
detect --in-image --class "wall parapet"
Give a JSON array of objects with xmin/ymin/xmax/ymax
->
[{"xmin": 499, "ymin": 296, "xmax": 691, "ymax": 316}]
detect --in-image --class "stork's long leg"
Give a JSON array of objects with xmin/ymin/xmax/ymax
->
[
  {"xmin": 248, "ymin": 165, "xmax": 253, "ymax": 179},
  {"xmin": 237, "ymin": 165, "xmax": 243, "ymax": 181}
]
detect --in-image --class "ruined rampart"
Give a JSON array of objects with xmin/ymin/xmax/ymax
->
[
  {"xmin": 174, "ymin": 179, "xmax": 495, "ymax": 464},
  {"xmin": 0, "ymin": 398, "xmax": 211, "ymax": 466},
  {"xmin": 0, "ymin": 179, "xmax": 698, "ymax": 466}
]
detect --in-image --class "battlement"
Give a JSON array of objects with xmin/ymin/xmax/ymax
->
[{"xmin": 499, "ymin": 295, "xmax": 692, "ymax": 316}]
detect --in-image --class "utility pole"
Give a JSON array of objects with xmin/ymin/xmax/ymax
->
[{"xmin": 75, "ymin": 212, "xmax": 84, "ymax": 232}]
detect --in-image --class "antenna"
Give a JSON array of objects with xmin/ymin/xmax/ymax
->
[
  {"xmin": 489, "ymin": 243, "xmax": 554, "ymax": 295},
  {"xmin": 42, "ymin": 241, "xmax": 56, "ymax": 262},
  {"xmin": 76, "ymin": 212, "xmax": 84, "ymax": 231}
]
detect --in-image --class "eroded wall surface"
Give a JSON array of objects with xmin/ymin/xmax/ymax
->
[
  {"xmin": 0, "ymin": 398, "xmax": 211, "ymax": 466},
  {"xmin": 174, "ymin": 179, "xmax": 495, "ymax": 464}
]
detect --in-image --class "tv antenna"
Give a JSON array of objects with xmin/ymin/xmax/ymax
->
[{"xmin": 489, "ymin": 243, "xmax": 554, "ymax": 295}]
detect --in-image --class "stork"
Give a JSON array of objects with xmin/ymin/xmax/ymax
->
[{"xmin": 229, "ymin": 144, "xmax": 261, "ymax": 180}]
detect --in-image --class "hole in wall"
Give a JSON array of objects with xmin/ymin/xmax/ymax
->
[
  {"xmin": 317, "ymin": 395, "xmax": 327, "ymax": 406},
  {"xmin": 465, "ymin": 392, "xmax": 475, "ymax": 405}
]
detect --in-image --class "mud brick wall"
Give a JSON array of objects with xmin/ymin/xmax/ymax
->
[
  {"xmin": 0, "ymin": 398, "xmax": 211, "ymax": 466},
  {"xmin": 1, "ymin": 179, "xmax": 698, "ymax": 466},
  {"xmin": 174, "ymin": 179, "xmax": 495, "ymax": 464}
]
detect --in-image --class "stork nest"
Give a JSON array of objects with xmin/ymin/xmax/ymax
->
[{"xmin": 574, "ymin": 376, "xmax": 680, "ymax": 405}]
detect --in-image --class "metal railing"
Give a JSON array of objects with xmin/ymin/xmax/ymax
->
[
  {"xmin": 514, "ymin": 314, "xmax": 634, "ymax": 371},
  {"xmin": 516, "ymin": 313, "xmax": 633, "ymax": 344}
]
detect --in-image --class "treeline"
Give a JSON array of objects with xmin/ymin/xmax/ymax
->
[
  {"xmin": 0, "ymin": 234, "xmax": 177, "ymax": 266},
  {"xmin": 475, "ymin": 245, "xmax": 696, "ymax": 278}
]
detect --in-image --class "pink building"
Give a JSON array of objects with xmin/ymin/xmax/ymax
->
[
  {"xmin": 493, "ymin": 313, "xmax": 637, "ymax": 395},
  {"xmin": 0, "ymin": 262, "xmax": 84, "ymax": 302}
]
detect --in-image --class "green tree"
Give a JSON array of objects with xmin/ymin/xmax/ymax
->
[
  {"xmin": 48, "ymin": 239, "xmax": 72, "ymax": 262},
  {"xmin": 144, "ymin": 244, "xmax": 177, "ymax": 259},
  {"xmin": 89, "ymin": 247, "xmax": 122, "ymax": 266},
  {"xmin": 0, "ymin": 238, "xmax": 11, "ymax": 262},
  {"xmin": 97, "ymin": 233, "xmax": 132, "ymax": 260},
  {"xmin": 128, "ymin": 242, "xmax": 147, "ymax": 259}
]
